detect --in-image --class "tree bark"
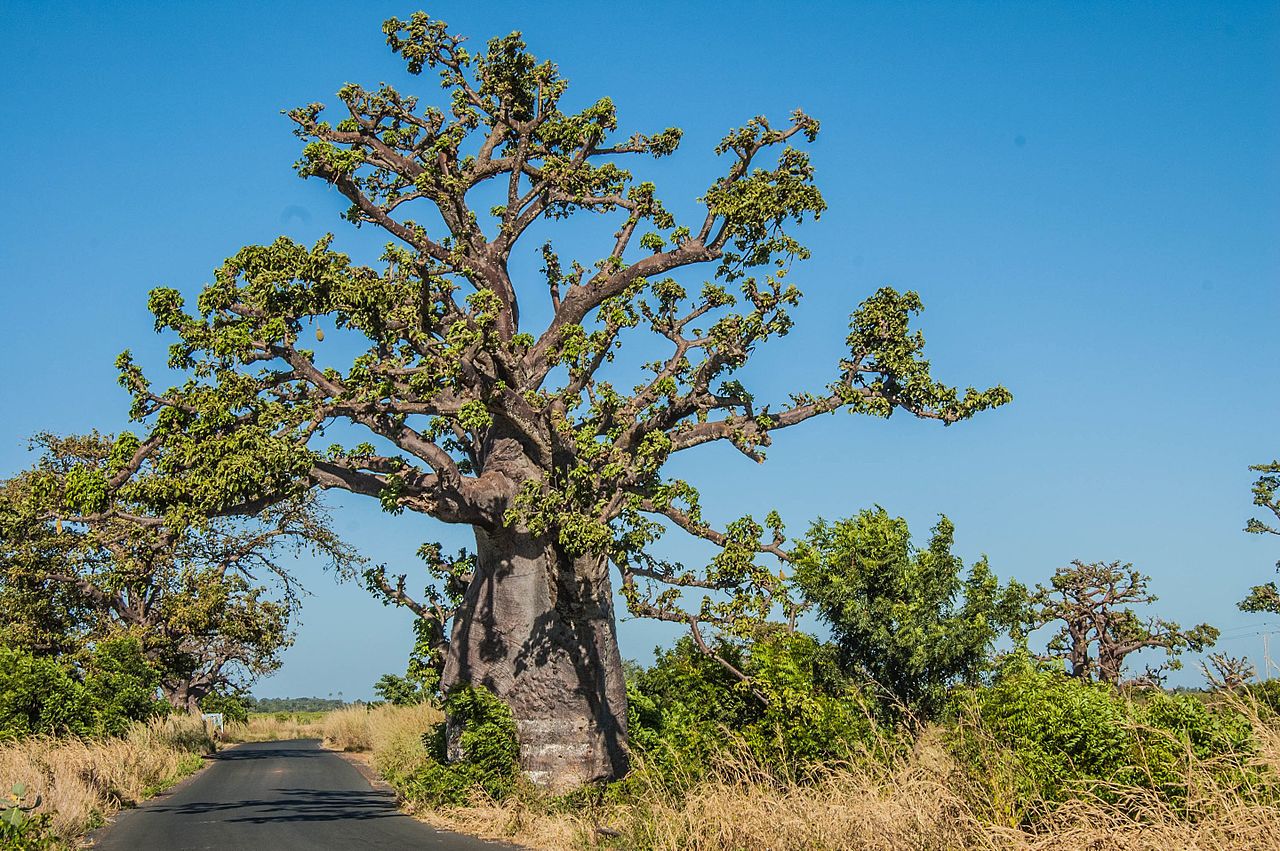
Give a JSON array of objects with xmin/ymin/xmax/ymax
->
[
  {"xmin": 441, "ymin": 524, "xmax": 629, "ymax": 791},
  {"xmin": 162, "ymin": 681, "xmax": 205, "ymax": 715}
]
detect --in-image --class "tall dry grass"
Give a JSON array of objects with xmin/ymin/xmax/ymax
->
[
  {"xmin": 322, "ymin": 702, "xmax": 443, "ymax": 767},
  {"xmin": 223, "ymin": 712, "xmax": 327, "ymax": 743},
  {"xmin": 0, "ymin": 715, "xmax": 212, "ymax": 841},
  {"xmin": 385, "ymin": 696, "xmax": 1280, "ymax": 851}
]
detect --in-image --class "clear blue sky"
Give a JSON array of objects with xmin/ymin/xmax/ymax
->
[{"xmin": 1, "ymin": 1, "xmax": 1277, "ymax": 699}]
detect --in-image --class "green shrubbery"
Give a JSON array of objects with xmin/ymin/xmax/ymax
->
[
  {"xmin": 0, "ymin": 638, "xmax": 167, "ymax": 740},
  {"xmin": 948, "ymin": 654, "xmax": 1260, "ymax": 823},
  {"xmin": 393, "ymin": 685, "xmax": 520, "ymax": 806},
  {"xmin": 626, "ymin": 631, "xmax": 877, "ymax": 784}
]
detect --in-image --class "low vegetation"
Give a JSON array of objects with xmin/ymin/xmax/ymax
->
[
  {"xmin": 347, "ymin": 672, "xmax": 1280, "ymax": 850},
  {"xmin": 0, "ymin": 716, "xmax": 211, "ymax": 846}
]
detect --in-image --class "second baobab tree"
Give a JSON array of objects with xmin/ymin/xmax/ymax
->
[
  {"xmin": 1033, "ymin": 560, "xmax": 1218, "ymax": 685},
  {"xmin": 119, "ymin": 13, "xmax": 1011, "ymax": 788}
]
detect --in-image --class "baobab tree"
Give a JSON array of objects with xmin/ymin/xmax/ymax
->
[
  {"xmin": 117, "ymin": 13, "xmax": 1010, "ymax": 787},
  {"xmin": 1033, "ymin": 560, "xmax": 1218, "ymax": 685}
]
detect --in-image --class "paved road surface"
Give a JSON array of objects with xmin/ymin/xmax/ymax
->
[{"xmin": 92, "ymin": 739, "xmax": 509, "ymax": 850}]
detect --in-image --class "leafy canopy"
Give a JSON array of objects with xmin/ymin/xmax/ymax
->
[{"xmin": 115, "ymin": 12, "xmax": 1010, "ymax": 653}]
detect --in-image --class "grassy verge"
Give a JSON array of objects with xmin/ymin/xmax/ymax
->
[
  {"xmin": 0, "ymin": 715, "xmax": 213, "ymax": 846},
  {"xmin": 327, "ymin": 698, "xmax": 1280, "ymax": 850}
]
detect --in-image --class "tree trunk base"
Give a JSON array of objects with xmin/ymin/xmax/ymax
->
[{"xmin": 443, "ymin": 526, "xmax": 629, "ymax": 792}]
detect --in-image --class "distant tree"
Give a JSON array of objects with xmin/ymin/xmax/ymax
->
[
  {"xmin": 792, "ymin": 508, "xmax": 1026, "ymax": 719},
  {"xmin": 1032, "ymin": 560, "xmax": 1218, "ymax": 685},
  {"xmin": 1240, "ymin": 460, "xmax": 1280, "ymax": 614},
  {"xmin": 0, "ymin": 433, "xmax": 359, "ymax": 713},
  {"xmin": 1202, "ymin": 653, "xmax": 1255, "ymax": 692},
  {"xmin": 115, "ymin": 13, "xmax": 1009, "ymax": 785},
  {"xmin": 244, "ymin": 696, "xmax": 348, "ymax": 713}
]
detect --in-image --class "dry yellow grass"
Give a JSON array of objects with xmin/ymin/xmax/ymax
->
[
  {"xmin": 321, "ymin": 702, "xmax": 443, "ymax": 762},
  {"xmin": 0, "ymin": 715, "xmax": 211, "ymax": 841},
  {"xmin": 223, "ymin": 713, "xmax": 327, "ymax": 743}
]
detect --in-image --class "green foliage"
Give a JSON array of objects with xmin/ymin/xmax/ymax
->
[
  {"xmin": 396, "ymin": 685, "xmax": 520, "ymax": 806},
  {"xmin": 0, "ymin": 637, "xmax": 165, "ymax": 740},
  {"xmin": 1, "ymin": 784, "xmax": 55, "ymax": 851},
  {"xmin": 200, "ymin": 689, "xmax": 251, "ymax": 724},
  {"xmin": 0, "ymin": 433, "xmax": 358, "ymax": 715},
  {"xmin": 627, "ymin": 631, "xmax": 876, "ymax": 784},
  {"xmin": 0, "ymin": 646, "xmax": 95, "ymax": 740},
  {"xmin": 373, "ymin": 674, "xmax": 426, "ymax": 707},
  {"xmin": 793, "ymin": 508, "xmax": 1026, "ymax": 720},
  {"xmin": 950, "ymin": 655, "xmax": 1257, "ymax": 822},
  {"xmin": 81, "ymin": 636, "xmax": 168, "ymax": 736}
]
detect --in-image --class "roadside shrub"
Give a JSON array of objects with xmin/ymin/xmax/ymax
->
[
  {"xmin": 627, "ymin": 631, "xmax": 879, "ymax": 791},
  {"xmin": 0, "ymin": 647, "xmax": 94, "ymax": 740},
  {"xmin": 82, "ymin": 637, "xmax": 167, "ymax": 736},
  {"xmin": 950, "ymin": 654, "xmax": 1261, "ymax": 823},
  {"xmin": 0, "ymin": 639, "xmax": 167, "ymax": 740},
  {"xmin": 397, "ymin": 685, "xmax": 519, "ymax": 806}
]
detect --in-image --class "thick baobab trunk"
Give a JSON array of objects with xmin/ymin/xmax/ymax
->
[
  {"xmin": 441, "ymin": 524, "xmax": 629, "ymax": 791},
  {"xmin": 162, "ymin": 682, "xmax": 205, "ymax": 715}
]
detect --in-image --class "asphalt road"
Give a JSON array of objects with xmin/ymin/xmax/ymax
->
[{"xmin": 91, "ymin": 739, "xmax": 509, "ymax": 851}]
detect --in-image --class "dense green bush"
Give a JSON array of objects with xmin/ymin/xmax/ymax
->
[
  {"xmin": 627, "ymin": 631, "xmax": 878, "ymax": 786},
  {"xmin": 950, "ymin": 655, "xmax": 1258, "ymax": 821},
  {"xmin": 82, "ymin": 637, "xmax": 168, "ymax": 735},
  {"xmin": 0, "ymin": 646, "xmax": 96, "ymax": 739},
  {"xmin": 0, "ymin": 638, "xmax": 167, "ymax": 739},
  {"xmin": 396, "ymin": 685, "xmax": 520, "ymax": 806}
]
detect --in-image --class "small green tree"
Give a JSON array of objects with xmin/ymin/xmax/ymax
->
[
  {"xmin": 1240, "ymin": 460, "xmax": 1280, "ymax": 614},
  {"xmin": 1032, "ymin": 560, "xmax": 1218, "ymax": 685},
  {"xmin": 792, "ymin": 507, "xmax": 1026, "ymax": 720}
]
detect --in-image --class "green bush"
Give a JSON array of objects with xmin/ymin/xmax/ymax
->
[
  {"xmin": 950, "ymin": 655, "xmax": 1258, "ymax": 821},
  {"xmin": 627, "ymin": 631, "xmax": 879, "ymax": 788},
  {"xmin": 199, "ymin": 689, "xmax": 251, "ymax": 724},
  {"xmin": 83, "ymin": 636, "xmax": 168, "ymax": 735},
  {"xmin": 396, "ymin": 685, "xmax": 520, "ymax": 806},
  {"xmin": 0, "ymin": 646, "xmax": 95, "ymax": 739},
  {"xmin": 0, "ymin": 639, "xmax": 167, "ymax": 740}
]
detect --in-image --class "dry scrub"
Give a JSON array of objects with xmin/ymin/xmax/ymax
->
[
  {"xmin": 0, "ymin": 715, "xmax": 211, "ymax": 841},
  {"xmin": 322, "ymin": 703, "xmax": 443, "ymax": 762},
  {"xmin": 223, "ymin": 712, "xmax": 327, "ymax": 743},
  {"xmin": 369, "ymin": 701, "xmax": 1280, "ymax": 851}
]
